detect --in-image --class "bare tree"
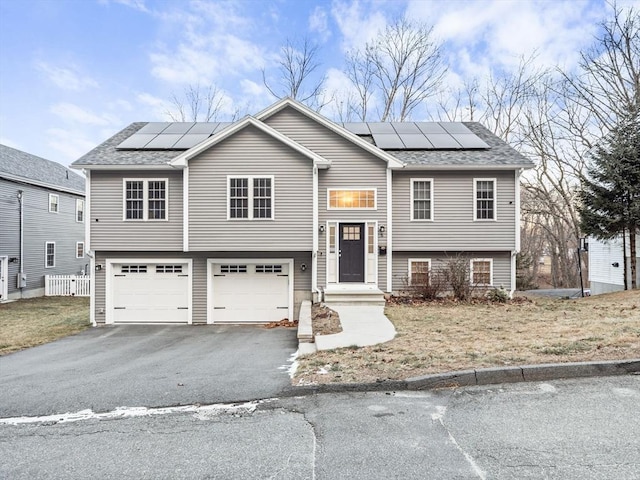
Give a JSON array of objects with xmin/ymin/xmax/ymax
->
[
  {"xmin": 344, "ymin": 18, "xmax": 447, "ymax": 121},
  {"xmin": 166, "ymin": 83, "xmax": 230, "ymax": 122},
  {"xmin": 262, "ymin": 37, "xmax": 327, "ymax": 109}
]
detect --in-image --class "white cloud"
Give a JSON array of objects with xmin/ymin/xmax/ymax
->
[
  {"xmin": 330, "ymin": 0, "xmax": 388, "ymax": 52},
  {"xmin": 149, "ymin": 1, "xmax": 265, "ymax": 85},
  {"xmin": 46, "ymin": 128, "xmax": 100, "ymax": 163},
  {"xmin": 309, "ymin": 6, "xmax": 331, "ymax": 42},
  {"xmin": 49, "ymin": 103, "xmax": 119, "ymax": 126},
  {"xmin": 98, "ymin": 0, "xmax": 149, "ymax": 13},
  {"xmin": 240, "ymin": 79, "xmax": 269, "ymax": 98},
  {"xmin": 35, "ymin": 62, "xmax": 99, "ymax": 91}
]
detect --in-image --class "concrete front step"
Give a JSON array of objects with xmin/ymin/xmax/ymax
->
[{"xmin": 323, "ymin": 288, "xmax": 386, "ymax": 306}]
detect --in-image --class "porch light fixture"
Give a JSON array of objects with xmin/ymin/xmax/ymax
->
[
  {"xmin": 378, "ymin": 225, "xmax": 386, "ymax": 234},
  {"xmin": 318, "ymin": 225, "xmax": 325, "ymax": 233},
  {"xmin": 9, "ymin": 257, "xmax": 18, "ymax": 263},
  {"xmin": 95, "ymin": 264, "xmax": 103, "ymax": 271}
]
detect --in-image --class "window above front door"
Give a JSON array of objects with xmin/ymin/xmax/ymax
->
[{"xmin": 328, "ymin": 189, "xmax": 376, "ymax": 209}]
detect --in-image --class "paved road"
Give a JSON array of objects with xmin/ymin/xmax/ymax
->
[
  {"xmin": 0, "ymin": 325, "xmax": 298, "ymax": 417},
  {"xmin": 2, "ymin": 375, "xmax": 638, "ymax": 479}
]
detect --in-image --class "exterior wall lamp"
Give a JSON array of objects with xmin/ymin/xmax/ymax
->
[{"xmin": 318, "ymin": 225, "xmax": 325, "ymax": 233}]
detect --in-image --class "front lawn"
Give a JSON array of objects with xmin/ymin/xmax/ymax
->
[
  {"xmin": 0, "ymin": 297, "xmax": 90, "ymax": 355},
  {"xmin": 294, "ymin": 290, "xmax": 640, "ymax": 384}
]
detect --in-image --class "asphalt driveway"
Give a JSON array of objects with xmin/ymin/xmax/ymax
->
[{"xmin": 0, "ymin": 325, "xmax": 298, "ymax": 418}]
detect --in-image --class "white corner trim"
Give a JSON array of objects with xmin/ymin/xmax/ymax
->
[
  {"xmin": 85, "ymin": 170, "xmax": 91, "ymax": 252},
  {"xmin": 515, "ymin": 169, "xmax": 522, "ymax": 252},
  {"xmin": 386, "ymin": 168, "xmax": 393, "ymax": 292},
  {"xmin": 183, "ymin": 166, "xmax": 189, "ymax": 252},
  {"xmin": 90, "ymin": 255, "xmax": 96, "ymax": 326},
  {"xmin": 312, "ymin": 166, "xmax": 319, "ymax": 293},
  {"xmin": 510, "ymin": 251, "xmax": 517, "ymax": 297}
]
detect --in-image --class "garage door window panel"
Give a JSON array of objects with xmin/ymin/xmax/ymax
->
[{"xmin": 124, "ymin": 179, "xmax": 168, "ymax": 221}]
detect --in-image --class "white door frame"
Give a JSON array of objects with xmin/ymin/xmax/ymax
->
[
  {"xmin": 0, "ymin": 256, "xmax": 8, "ymax": 301},
  {"xmin": 206, "ymin": 258, "xmax": 294, "ymax": 324},
  {"xmin": 326, "ymin": 220, "xmax": 378, "ymax": 286},
  {"xmin": 105, "ymin": 258, "xmax": 193, "ymax": 324}
]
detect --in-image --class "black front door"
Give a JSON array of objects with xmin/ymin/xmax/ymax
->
[{"xmin": 339, "ymin": 223, "xmax": 365, "ymax": 283}]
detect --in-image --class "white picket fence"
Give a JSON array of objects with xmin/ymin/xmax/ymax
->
[{"xmin": 45, "ymin": 275, "xmax": 91, "ymax": 297}]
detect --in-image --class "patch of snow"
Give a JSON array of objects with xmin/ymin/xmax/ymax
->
[{"xmin": 0, "ymin": 400, "xmax": 272, "ymax": 426}]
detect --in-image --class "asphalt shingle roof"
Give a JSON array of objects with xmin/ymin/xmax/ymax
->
[
  {"xmin": 0, "ymin": 144, "xmax": 85, "ymax": 194},
  {"xmin": 385, "ymin": 123, "xmax": 534, "ymax": 168},
  {"xmin": 71, "ymin": 120, "xmax": 534, "ymax": 170}
]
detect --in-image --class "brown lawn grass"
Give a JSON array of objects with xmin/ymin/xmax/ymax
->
[
  {"xmin": 295, "ymin": 290, "xmax": 640, "ymax": 385},
  {"xmin": 0, "ymin": 297, "xmax": 90, "ymax": 355}
]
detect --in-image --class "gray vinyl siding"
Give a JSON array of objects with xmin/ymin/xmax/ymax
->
[
  {"xmin": 392, "ymin": 251, "xmax": 512, "ymax": 292},
  {"xmin": 0, "ymin": 178, "xmax": 86, "ymax": 298},
  {"xmin": 392, "ymin": 170, "xmax": 517, "ymax": 251},
  {"xmin": 93, "ymin": 251, "xmax": 311, "ymax": 325},
  {"xmin": 265, "ymin": 107, "xmax": 389, "ymax": 290},
  {"xmin": 90, "ymin": 170, "xmax": 183, "ymax": 251},
  {"xmin": 188, "ymin": 126, "xmax": 313, "ymax": 251}
]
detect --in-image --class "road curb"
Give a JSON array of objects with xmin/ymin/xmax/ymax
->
[{"xmin": 284, "ymin": 359, "xmax": 640, "ymax": 396}]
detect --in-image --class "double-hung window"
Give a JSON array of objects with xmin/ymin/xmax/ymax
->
[
  {"xmin": 411, "ymin": 179, "xmax": 433, "ymax": 221},
  {"xmin": 76, "ymin": 199, "xmax": 84, "ymax": 222},
  {"xmin": 474, "ymin": 178, "xmax": 496, "ymax": 220},
  {"xmin": 49, "ymin": 194, "xmax": 59, "ymax": 213},
  {"xmin": 409, "ymin": 259, "xmax": 431, "ymax": 286},
  {"xmin": 228, "ymin": 176, "xmax": 274, "ymax": 220},
  {"xmin": 76, "ymin": 242, "xmax": 85, "ymax": 258},
  {"xmin": 471, "ymin": 259, "xmax": 492, "ymax": 286},
  {"xmin": 45, "ymin": 242, "xmax": 55, "ymax": 268},
  {"xmin": 123, "ymin": 179, "xmax": 167, "ymax": 221}
]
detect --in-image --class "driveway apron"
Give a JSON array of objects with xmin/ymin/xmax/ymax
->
[{"xmin": 0, "ymin": 325, "xmax": 298, "ymax": 417}]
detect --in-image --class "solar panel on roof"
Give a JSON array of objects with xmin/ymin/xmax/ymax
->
[
  {"xmin": 398, "ymin": 133, "xmax": 433, "ymax": 149},
  {"xmin": 441, "ymin": 122, "xmax": 472, "ymax": 134},
  {"xmin": 368, "ymin": 122, "xmax": 396, "ymax": 133},
  {"xmin": 172, "ymin": 133, "xmax": 211, "ymax": 149},
  {"xmin": 425, "ymin": 134, "xmax": 462, "ymax": 149},
  {"xmin": 212, "ymin": 122, "xmax": 232, "ymax": 133},
  {"xmin": 416, "ymin": 122, "xmax": 447, "ymax": 134},
  {"xmin": 390, "ymin": 122, "xmax": 421, "ymax": 134},
  {"xmin": 163, "ymin": 122, "xmax": 196, "ymax": 134},
  {"xmin": 342, "ymin": 123, "xmax": 371, "ymax": 135},
  {"xmin": 117, "ymin": 133, "xmax": 158, "ymax": 149},
  {"xmin": 188, "ymin": 123, "xmax": 218, "ymax": 134},
  {"xmin": 144, "ymin": 134, "xmax": 184, "ymax": 149},
  {"xmin": 452, "ymin": 133, "xmax": 489, "ymax": 149},
  {"xmin": 372, "ymin": 133, "xmax": 405, "ymax": 149},
  {"xmin": 137, "ymin": 123, "xmax": 169, "ymax": 134}
]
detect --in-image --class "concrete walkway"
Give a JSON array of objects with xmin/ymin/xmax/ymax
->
[{"xmin": 301, "ymin": 305, "xmax": 396, "ymax": 354}]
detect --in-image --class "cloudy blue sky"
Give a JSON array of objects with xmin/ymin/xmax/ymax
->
[{"xmin": 0, "ymin": 0, "xmax": 634, "ymax": 166}]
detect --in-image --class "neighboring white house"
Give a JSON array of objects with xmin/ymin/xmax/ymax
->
[{"xmin": 588, "ymin": 233, "xmax": 640, "ymax": 294}]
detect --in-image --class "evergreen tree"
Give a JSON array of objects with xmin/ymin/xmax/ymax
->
[{"xmin": 579, "ymin": 113, "xmax": 640, "ymax": 289}]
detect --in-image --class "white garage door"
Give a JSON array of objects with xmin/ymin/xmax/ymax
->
[
  {"xmin": 110, "ymin": 262, "xmax": 190, "ymax": 323},
  {"xmin": 211, "ymin": 262, "xmax": 290, "ymax": 323}
]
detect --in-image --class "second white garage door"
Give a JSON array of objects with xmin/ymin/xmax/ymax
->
[{"xmin": 210, "ymin": 261, "xmax": 291, "ymax": 323}]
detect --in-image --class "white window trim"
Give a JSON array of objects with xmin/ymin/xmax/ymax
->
[
  {"xmin": 226, "ymin": 175, "xmax": 275, "ymax": 220},
  {"xmin": 327, "ymin": 188, "xmax": 377, "ymax": 210},
  {"xmin": 49, "ymin": 194, "xmax": 59, "ymax": 213},
  {"xmin": 76, "ymin": 241, "xmax": 85, "ymax": 259},
  {"xmin": 408, "ymin": 258, "xmax": 431, "ymax": 286},
  {"xmin": 473, "ymin": 178, "xmax": 497, "ymax": 221},
  {"xmin": 76, "ymin": 199, "xmax": 84, "ymax": 223},
  {"xmin": 410, "ymin": 178, "xmax": 434, "ymax": 221},
  {"xmin": 470, "ymin": 258, "xmax": 493, "ymax": 286},
  {"xmin": 45, "ymin": 241, "xmax": 55, "ymax": 268},
  {"xmin": 122, "ymin": 178, "xmax": 169, "ymax": 221}
]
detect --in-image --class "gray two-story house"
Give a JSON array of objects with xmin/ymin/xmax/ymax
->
[
  {"xmin": 71, "ymin": 98, "xmax": 533, "ymax": 326},
  {"xmin": 1, "ymin": 144, "xmax": 86, "ymax": 300}
]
